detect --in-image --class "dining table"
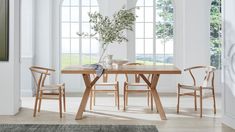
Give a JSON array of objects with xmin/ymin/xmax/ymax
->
[{"xmin": 61, "ymin": 64, "xmax": 181, "ymax": 120}]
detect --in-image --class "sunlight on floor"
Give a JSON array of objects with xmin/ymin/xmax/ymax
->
[{"xmin": 0, "ymin": 95, "xmax": 234, "ymax": 132}]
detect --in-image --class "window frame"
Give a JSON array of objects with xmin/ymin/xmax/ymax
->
[
  {"xmin": 135, "ymin": 0, "xmax": 174, "ymax": 65},
  {"xmin": 60, "ymin": 0, "xmax": 99, "ymax": 69}
]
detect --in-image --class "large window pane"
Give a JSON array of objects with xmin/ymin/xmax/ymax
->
[
  {"xmin": 135, "ymin": 23, "xmax": 144, "ymax": 38},
  {"xmin": 62, "ymin": 39, "xmax": 70, "ymax": 53},
  {"xmin": 82, "ymin": 39, "xmax": 90, "ymax": 54},
  {"xmin": 71, "ymin": 39, "xmax": 80, "ymax": 65},
  {"xmin": 62, "ymin": 0, "xmax": 70, "ymax": 6},
  {"xmin": 144, "ymin": 39, "xmax": 154, "ymax": 64},
  {"xmin": 210, "ymin": 0, "xmax": 222, "ymax": 69},
  {"xmin": 90, "ymin": 0, "xmax": 98, "ymax": 6},
  {"xmin": 91, "ymin": 7, "xmax": 99, "ymax": 13},
  {"xmin": 135, "ymin": 0, "xmax": 174, "ymax": 65},
  {"xmin": 82, "ymin": 7, "xmax": 90, "ymax": 22},
  {"xmin": 71, "ymin": 7, "xmax": 79, "ymax": 22},
  {"xmin": 61, "ymin": 0, "xmax": 99, "ymax": 66},
  {"xmin": 71, "ymin": 53, "xmax": 80, "ymax": 65},
  {"xmin": 145, "ymin": 23, "xmax": 153, "ymax": 38},
  {"xmin": 136, "ymin": 0, "xmax": 144, "ymax": 6},
  {"xmin": 145, "ymin": 7, "xmax": 153, "ymax": 22},
  {"xmin": 136, "ymin": 39, "xmax": 144, "ymax": 55},
  {"xmin": 71, "ymin": 23, "xmax": 79, "ymax": 37},
  {"xmin": 62, "ymin": 23, "xmax": 70, "ymax": 38},
  {"xmin": 71, "ymin": 39, "xmax": 80, "ymax": 53},
  {"xmin": 62, "ymin": 7, "xmax": 70, "ymax": 22},
  {"xmin": 136, "ymin": 7, "xmax": 144, "ymax": 22},
  {"xmin": 145, "ymin": 0, "xmax": 153, "ymax": 6},
  {"xmin": 61, "ymin": 53, "xmax": 71, "ymax": 68},
  {"xmin": 82, "ymin": 23, "xmax": 90, "ymax": 34},
  {"xmin": 155, "ymin": 39, "xmax": 164, "ymax": 54},
  {"xmin": 90, "ymin": 39, "xmax": 99, "ymax": 63},
  {"xmin": 165, "ymin": 40, "xmax": 173, "ymax": 54},
  {"xmin": 156, "ymin": 9, "xmax": 162, "ymax": 22},
  {"xmin": 82, "ymin": 39, "xmax": 91, "ymax": 64},
  {"xmin": 91, "ymin": 39, "xmax": 99, "ymax": 53},
  {"xmin": 145, "ymin": 39, "xmax": 153, "ymax": 54},
  {"xmin": 82, "ymin": 0, "xmax": 90, "ymax": 6},
  {"xmin": 165, "ymin": 40, "xmax": 173, "ymax": 64},
  {"xmin": 71, "ymin": 0, "xmax": 79, "ymax": 6},
  {"xmin": 62, "ymin": 39, "xmax": 71, "ymax": 68}
]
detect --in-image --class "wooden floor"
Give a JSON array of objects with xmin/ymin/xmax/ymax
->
[{"xmin": 0, "ymin": 95, "xmax": 234, "ymax": 132}]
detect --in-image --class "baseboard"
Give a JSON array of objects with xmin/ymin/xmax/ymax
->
[
  {"xmin": 21, "ymin": 89, "xmax": 33, "ymax": 97},
  {"xmin": 223, "ymin": 115, "xmax": 235, "ymax": 130}
]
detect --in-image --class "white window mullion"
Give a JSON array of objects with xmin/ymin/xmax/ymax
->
[
  {"xmin": 153, "ymin": 0, "xmax": 156, "ymax": 65},
  {"xmin": 135, "ymin": 0, "xmax": 174, "ymax": 65},
  {"xmin": 79, "ymin": 0, "xmax": 82, "ymax": 64},
  {"xmin": 143, "ymin": 1, "xmax": 146, "ymax": 64},
  {"xmin": 69, "ymin": 0, "xmax": 72, "ymax": 65},
  {"xmin": 163, "ymin": 3, "xmax": 166, "ymax": 64},
  {"xmin": 89, "ymin": 0, "xmax": 92, "ymax": 64}
]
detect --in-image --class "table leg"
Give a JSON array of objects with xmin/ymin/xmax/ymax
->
[
  {"xmin": 140, "ymin": 74, "xmax": 167, "ymax": 120},
  {"xmin": 75, "ymin": 74, "xmax": 100, "ymax": 120}
]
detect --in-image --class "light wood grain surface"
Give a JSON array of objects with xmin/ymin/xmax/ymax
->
[{"xmin": 61, "ymin": 65, "xmax": 181, "ymax": 74}]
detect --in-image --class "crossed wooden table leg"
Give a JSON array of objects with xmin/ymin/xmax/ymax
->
[
  {"xmin": 75, "ymin": 74, "xmax": 100, "ymax": 120},
  {"xmin": 139, "ymin": 74, "xmax": 166, "ymax": 120},
  {"xmin": 75, "ymin": 73, "xmax": 167, "ymax": 120}
]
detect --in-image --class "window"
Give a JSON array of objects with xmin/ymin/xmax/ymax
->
[
  {"xmin": 135, "ymin": 0, "xmax": 174, "ymax": 65},
  {"xmin": 61, "ymin": 0, "xmax": 99, "ymax": 68},
  {"xmin": 210, "ymin": 0, "xmax": 222, "ymax": 69}
]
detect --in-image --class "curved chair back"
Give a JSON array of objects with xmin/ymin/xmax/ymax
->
[
  {"xmin": 29, "ymin": 66, "xmax": 55, "ymax": 94},
  {"xmin": 184, "ymin": 66, "xmax": 216, "ymax": 87},
  {"xmin": 125, "ymin": 63, "xmax": 151, "ymax": 83}
]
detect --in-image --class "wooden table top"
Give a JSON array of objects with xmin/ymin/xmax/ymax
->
[{"xmin": 61, "ymin": 65, "xmax": 181, "ymax": 74}]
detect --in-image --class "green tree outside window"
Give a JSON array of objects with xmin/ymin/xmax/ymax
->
[{"xmin": 210, "ymin": 0, "xmax": 222, "ymax": 69}]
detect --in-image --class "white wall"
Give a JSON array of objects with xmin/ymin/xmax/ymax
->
[
  {"xmin": 34, "ymin": 0, "xmax": 52, "ymax": 68},
  {"xmin": 20, "ymin": 0, "xmax": 34, "ymax": 96},
  {"xmin": 0, "ymin": 0, "xmax": 20, "ymax": 115},
  {"xmin": 222, "ymin": 0, "xmax": 235, "ymax": 129},
  {"xmin": 21, "ymin": 0, "xmax": 220, "ymax": 94}
]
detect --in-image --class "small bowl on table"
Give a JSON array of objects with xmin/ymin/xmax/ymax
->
[{"xmin": 112, "ymin": 59, "xmax": 129, "ymax": 68}]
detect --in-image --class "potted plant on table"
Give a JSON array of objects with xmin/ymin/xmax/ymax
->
[{"xmin": 77, "ymin": 7, "xmax": 136, "ymax": 63}]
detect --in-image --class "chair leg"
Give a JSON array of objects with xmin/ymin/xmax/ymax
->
[
  {"xmin": 93, "ymin": 86, "xmax": 96, "ymax": 106},
  {"xmin": 147, "ymin": 89, "xmax": 150, "ymax": 106},
  {"xmin": 90, "ymin": 89, "xmax": 93, "ymax": 110},
  {"xmin": 194, "ymin": 90, "xmax": 197, "ymax": 111},
  {"xmin": 114, "ymin": 86, "xmax": 117, "ymax": 106},
  {"xmin": 212, "ymin": 88, "xmax": 216, "ymax": 114},
  {"xmin": 177, "ymin": 84, "xmax": 180, "ymax": 114},
  {"xmin": 33, "ymin": 91, "xmax": 39, "ymax": 117},
  {"xmin": 117, "ymin": 83, "xmax": 120, "ymax": 110},
  {"xmin": 126, "ymin": 86, "xmax": 128, "ymax": 106},
  {"xmin": 200, "ymin": 87, "xmax": 203, "ymax": 118},
  {"xmin": 59, "ymin": 88, "xmax": 62, "ymax": 118},
  {"xmin": 150, "ymin": 92, "xmax": 153, "ymax": 111},
  {"xmin": 123, "ymin": 83, "xmax": 126, "ymax": 111},
  {"xmin": 63, "ymin": 88, "xmax": 66, "ymax": 112},
  {"xmin": 38, "ymin": 90, "xmax": 43, "ymax": 112}
]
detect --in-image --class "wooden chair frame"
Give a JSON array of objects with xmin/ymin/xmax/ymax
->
[
  {"xmin": 177, "ymin": 66, "xmax": 216, "ymax": 117},
  {"xmin": 123, "ymin": 63, "xmax": 153, "ymax": 111},
  {"xmin": 30, "ymin": 66, "xmax": 66, "ymax": 118},
  {"xmin": 90, "ymin": 73, "xmax": 120, "ymax": 110}
]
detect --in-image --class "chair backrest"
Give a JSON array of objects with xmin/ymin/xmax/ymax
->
[
  {"xmin": 29, "ymin": 66, "xmax": 55, "ymax": 92},
  {"xmin": 125, "ymin": 63, "xmax": 150, "ymax": 83},
  {"xmin": 184, "ymin": 66, "xmax": 216, "ymax": 87}
]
